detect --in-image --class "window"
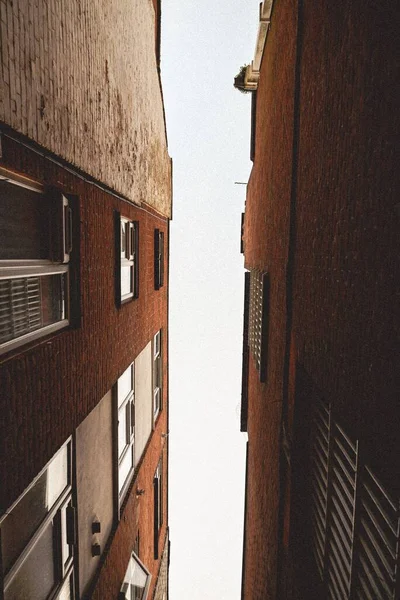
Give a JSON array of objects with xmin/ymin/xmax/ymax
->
[
  {"xmin": 0, "ymin": 440, "xmax": 76, "ymax": 600},
  {"xmin": 0, "ymin": 170, "xmax": 74, "ymax": 355},
  {"xmin": 248, "ymin": 269, "xmax": 270, "ymax": 382},
  {"xmin": 116, "ymin": 363, "xmax": 135, "ymax": 502},
  {"xmin": 116, "ymin": 212, "xmax": 139, "ymax": 305},
  {"xmin": 118, "ymin": 550, "xmax": 151, "ymax": 600},
  {"xmin": 153, "ymin": 330, "xmax": 162, "ymax": 420},
  {"xmin": 154, "ymin": 229, "xmax": 164, "ymax": 290},
  {"xmin": 153, "ymin": 459, "xmax": 163, "ymax": 560}
]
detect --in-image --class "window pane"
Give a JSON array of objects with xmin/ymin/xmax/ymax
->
[
  {"xmin": 119, "ymin": 447, "xmax": 133, "ymax": 495},
  {"xmin": 118, "ymin": 404, "xmax": 129, "ymax": 458},
  {"xmin": 121, "ymin": 265, "xmax": 132, "ymax": 298},
  {"xmin": 118, "ymin": 364, "xmax": 133, "ymax": 406},
  {"xmin": 0, "ymin": 274, "xmax": 66, "ymax": 345},
  {"xmin": 0, "ymin": 181, "xmax": 49, "ymax": 260},
  {"xmin": 60, "ymin": 502, "xmax": 72, "ymax": 570},
  {"xmin": 122, "ymin": 553, "xmax": 150, "ymax": 600},
  {"xmin": 44, "ymin": 444, "xmax": 69, "ymax": 508},
  {"xmin": 5, "ymin": 521, "xmax": 56, "ymax": 600},
  {"xmin": 57, "ymin": 575, "xmax": 72, "ymax": 600},
  {"xmin": 1, "ymin": 445, "xmax": 68, "ymax": 574},
  {"xmin": 40, "ymin": 273, "xmax": 66, "ymax": 326}
]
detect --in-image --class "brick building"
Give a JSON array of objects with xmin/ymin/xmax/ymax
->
[
  {"xmin": 238, "ymin": 1, "xmax": 399, "ymax": 599},
  {"xmin": 0, "ymin": 1, "xmax": 171, "ymax": 599}
]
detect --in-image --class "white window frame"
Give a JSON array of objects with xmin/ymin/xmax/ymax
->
[
  {"xmin": 0, "ymin": 169, "xmax": 72, "ymax": 356},
  {"xmin": 120, "ymin": 217, "xmax": 138, "ymax": 303},
  {"xmin": 116, "ymin": 363, "xmax": 135, "ymax": 504},
  {"xmin": 118, "ymin": 550, "xmax": 151, "ymax": 600},
  {"xmin": 153, "ymin": 330, "xmax": 162, "ymax": 420},
  {"xmin": 153, "ymin": 459, "xmax": 163, "ymax": 560},
  {"xmin": 0, "ymin": 439, "xmax": 75, "ymax": 600}
]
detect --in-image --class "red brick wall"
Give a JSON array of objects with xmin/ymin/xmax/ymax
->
[
  {"xmin": 242, "ymin": 0, "xmax": 298, "ymax": 597},
  {"xmin": 0, "ymin": 133, "xmax": 170, "ymax": 597},
  {"xmin": 0, "ymin": 133, "xmax": 169, "ymax": 510}
]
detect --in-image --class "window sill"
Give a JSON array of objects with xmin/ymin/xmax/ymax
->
[{"xmin": 0, "ymin": 319, "xmax": 69, "ymax": 358}]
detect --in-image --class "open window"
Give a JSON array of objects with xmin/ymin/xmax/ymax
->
[
  {"xmin": 0, "ymin": 169, "xmax": 75, "ymax": 355},
  {"xmin": 118, "ymin": 550, "xmax": 151, "ymax": 600},
  {"xmin": 0, "ymin": 440, "xmax": 76, "ymax": 600}
]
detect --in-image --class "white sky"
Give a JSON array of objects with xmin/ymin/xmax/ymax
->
[{"xmin": 161, "ymin": 2, "xmax": 258, "ymax": 597}]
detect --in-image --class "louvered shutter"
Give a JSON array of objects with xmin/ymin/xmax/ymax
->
[
  {"xmin": 352, "ymin": 467, "xmax": 400, "ymax": 599},
  {"xmin": 309, "ymin": 402, "xmax": 400, "ymax": 599},
  {"xmin": 325, "ymin": 424, "xmax": 358, "ymax": 599},
  {"xmin": 0, "ymin": 277, "xmax": 41, "ymax": 344}
]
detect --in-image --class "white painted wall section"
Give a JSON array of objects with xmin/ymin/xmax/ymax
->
[{"xmin": 76, "ymin": 391, "xmax": 114, "ymax": 597}]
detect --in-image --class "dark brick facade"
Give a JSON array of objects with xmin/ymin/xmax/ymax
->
[
  {"xmin": 0, "ymin": 132, "xmax": 170, "ymax": 598},
  {"xmin": 241, "ymin": 0, "xmax": 399, "ymax": 598}
]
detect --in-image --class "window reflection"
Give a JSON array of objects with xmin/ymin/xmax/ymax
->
[{"xmin": 1, "ymin": 445, "xmax": 68, "ymax": 575}]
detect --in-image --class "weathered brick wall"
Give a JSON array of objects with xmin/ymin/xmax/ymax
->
[{"xmin": 0, "ymin": 0, "xmax": 172, "ymax": 217}]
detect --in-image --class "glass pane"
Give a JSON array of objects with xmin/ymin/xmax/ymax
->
[
  {"xmin": 124, "ymin": 554, "xmax": 150, "ymax": 600},
  {"xmin": 118, "ymin": 364, "xmax": 133, "ymax": 407},
  {"xmin": 0, "ymin": 181, "xmax": 49, "ymax": 260},
  {"xmin": 0, "ymin": 274, "xmax": 66, "ymax": 345},
  {"xmin": 45, "ymin": 445, "xmax": 69, "ymax": 508},
  {"xmin": 1, "ymin": 445, "xmax": 68, "ymax": 574},
  {"xmin": 119, "ymin": 447, "xmax": 133, "ymax": 495},
  {"xmin": 121, "ymin": 222, "xmax": 127, "ymax": 258},
  {"xmin": 5, "ymin": 521, "xmax": 56, "ymax": 600},
  {"xmin": 60, "ymin": 502, "xmax": 72, "ymax": 570},
  {"xmin": 121, "ymin": 265, "xmax": 132, "ymax": 297},
  {"xmin": 118, "ymin": 404, "xmax": 128, "ymax": 458},
  {"xmin": 56, "ymin": 574, "xmax": 72, "ymax": 600},
  {"xmin": 40, "ymin": 274, "xmax": 66, "ymax": 326}
]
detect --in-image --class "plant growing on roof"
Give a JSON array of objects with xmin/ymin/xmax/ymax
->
[{"xmin": 233, "ymin": 64, "xmax": 251, "ymax": 93}]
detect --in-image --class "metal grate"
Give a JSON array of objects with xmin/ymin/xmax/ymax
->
[
  {"xmin": 0, "ymin": 277, "xmax": 41, "ymax": 343},
  {"xmin": 248, "ymin": 270, "xmax": 263, "ymax": 370},
  {"xmin": 248, "ymin": 270, "xmax": 269, "ymax": 381}
]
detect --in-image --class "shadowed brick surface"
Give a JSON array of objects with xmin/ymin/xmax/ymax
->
[{"xmin": 242, "ymin": 0, "xmax": 399, "ymax": 598}]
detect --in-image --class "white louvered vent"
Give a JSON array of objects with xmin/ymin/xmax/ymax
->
[{"xmin": 0, "ymin": 277, "xmax": 41, "ymax": 344}]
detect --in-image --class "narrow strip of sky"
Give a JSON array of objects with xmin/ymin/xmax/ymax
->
[{"xmin": 162, "ymin": 1, "xmax": 259, "ymax": 598}]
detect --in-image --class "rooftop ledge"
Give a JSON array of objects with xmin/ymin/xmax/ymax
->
[{"xmin": 233, "ymin": 1, "xmax": 274, "ymax": 92}]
